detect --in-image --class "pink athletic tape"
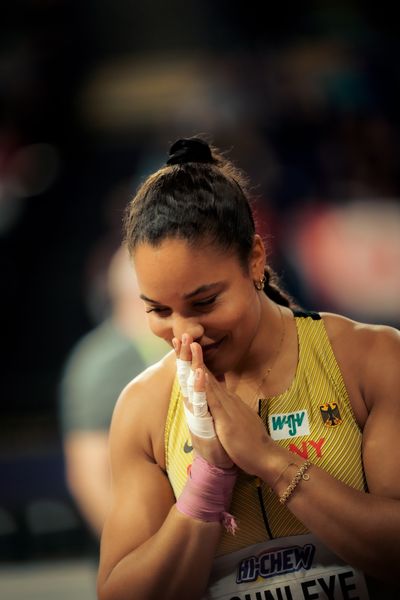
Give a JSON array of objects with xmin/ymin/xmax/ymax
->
[{"xmin": 176, "ymin": 455, "xmax": 238, "ymax": 534}]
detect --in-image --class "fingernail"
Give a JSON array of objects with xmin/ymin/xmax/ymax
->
[
  {"xmin": 172, "ymin": 338, "xmax": 178, "ymax": 350},
  {"xmin": 182, "ymin": 334, "xmax": 188, "ymax": 345},
  {"xmin": 190, "ymin": 342, "xmax": 196, "ymax": 353}
]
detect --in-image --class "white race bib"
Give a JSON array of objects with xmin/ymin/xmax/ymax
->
[{"xmin": 203, "ymin": 534, "xmax": 369, "ymax": 600}]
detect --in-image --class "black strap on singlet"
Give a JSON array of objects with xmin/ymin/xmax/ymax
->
[{"xmin": 292, "ymin": 309, "xmax": 321, "ymax": 320}]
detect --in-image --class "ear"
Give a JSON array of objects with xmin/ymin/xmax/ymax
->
[{"xmin": 249, "ymin": 234, "xmax": 266, "ymax": 280}]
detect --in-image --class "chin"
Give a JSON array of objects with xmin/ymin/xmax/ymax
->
[{"xmin": 204, "ymin": 354, "xmax": 228, "ymax": 378}]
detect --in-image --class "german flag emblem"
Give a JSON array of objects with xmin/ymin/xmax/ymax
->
[{"xmin": 320, "ymin": 402, "xmax": 343, "ymax": 427}]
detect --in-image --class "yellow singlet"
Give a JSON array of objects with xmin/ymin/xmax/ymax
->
[{"xmin": 165, "ymin": 311, "xmax": 366, "ymax": 557}]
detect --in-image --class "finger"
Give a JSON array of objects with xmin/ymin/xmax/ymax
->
[
  {"xmin": 189, "ymin": 342, "xmax": 204, "ymax": 369},
  {"xmin": 204, "ymin": 370, "xmax": 223, "ymax": 393},
  {"xmin": 177, "ymin": 360, "xmax": 191, "ymax": 400},
  {"xmin": 203, "ymin": 372, "xmax": 227, "ymax": 418},
  {"xmin": 180, "ymin": 333, "xmax": 193, "ymax": 361},
  {"xmin": 192, "ymin": 357, "xmax": 223, "ymax": 386},
  {"xmin": 194, "ymin": 366, "xmax": 206, "ymax": 391},
  {"xmin": 184, "ymin": 369, "xmax": 216, "ymax": 439},
  {"xmin": 192, "ymin": 368, "xmax": 209, "ymax": 417},
  {"xmin": 172, "ymin": 337, "xmax": 181, "ymax": 357},
  {"xmin": 187, "ymin": 342, "xmax": 204, "ymax": 403},
  {"xmin": 190, "ymin": 352, "xmax": 223, "ymax": 395},
  {"xmin": 176, "ymin": 334, "xmax": 191, "ymax": 399}
]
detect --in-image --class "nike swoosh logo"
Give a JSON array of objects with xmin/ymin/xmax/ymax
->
[{"xmin": 183, "ymin": 440, "xmax": 193, "ymax": 453}]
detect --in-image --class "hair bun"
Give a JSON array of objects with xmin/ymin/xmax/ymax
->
[{"xmin": 166, "ymin": 137, "xmax": 214, "ymax": 166}]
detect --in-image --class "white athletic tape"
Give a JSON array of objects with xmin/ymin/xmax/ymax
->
[
  {"xmin": 176, "ymin": 359, "xmax": 191, "ymax": 397},
  {"xmin": 177, "ymin": 356, "xmax": 216, "ymax": 439},
  {"xmin": 187, "ymin": 369, "xmax": 195, "ymax": 402},
  {"xmin": 184, "ymin": 405, "xmax": 216, "ymax": 439},
  {"xmin": 192, "ymin": 390, "xmax": 208, "ymax": 417}
]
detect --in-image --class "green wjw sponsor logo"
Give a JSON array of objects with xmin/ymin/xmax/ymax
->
[{"xmin": 269, "ymin": 410, "xmax": 310, "ymax": 440}]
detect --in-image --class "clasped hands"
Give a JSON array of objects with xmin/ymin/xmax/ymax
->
[{"xmin": 173, "ymin": 333, "xmax": 276, "ymax": 476}]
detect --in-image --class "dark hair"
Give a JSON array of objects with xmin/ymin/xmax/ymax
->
[{"xmin": 124, "ymin": 137, "xmax": 294, "ymax": 308}]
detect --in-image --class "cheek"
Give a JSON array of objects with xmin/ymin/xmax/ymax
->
[
  {"xmin": 147, "ymin": 314, "xmax": 170, "ymax": 340},
  {"xmin": 224, "ymin": 302, "xmax": 260, "ymax": 346},
  {"xmin": 221, "ymin": 297, "xmax": 255, "ymax": 329}
]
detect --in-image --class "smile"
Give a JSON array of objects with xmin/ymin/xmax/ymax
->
[{"xmin": 201, "ymin": 336, "xmax": 226, "ymax": 356}]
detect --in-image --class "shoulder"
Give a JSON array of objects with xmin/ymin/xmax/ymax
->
[
  {"xmin": 320, "ymin": 311, "xmax": 400, "ymax": 352},
  {"xmin": 320, "ymin": 312, "xmax": 400, "ymax": 411},
  {"xmin": 110, "ymin": 349, "xmax": 177, "ymax": 467}
]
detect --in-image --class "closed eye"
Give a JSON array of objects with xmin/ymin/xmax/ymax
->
[
  {"xmin": 145, "ymin": 306, "xmax": 170, "ymax": 314},
  {"xmin": 193, "ymin": 295, "xmax": 218, "ymax": 308},
  {"xmin": 145, "ymin": 295, "xmax": 218, "ymax": 315}
]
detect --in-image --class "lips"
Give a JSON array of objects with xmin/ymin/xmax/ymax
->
[{"xmin": 201, "ymin": 336, "xmax": 226, "ymax": 356}]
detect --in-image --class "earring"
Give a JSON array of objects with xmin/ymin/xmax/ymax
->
[{"xmin": 254, "ymin": 274, "xmax": 266, "ymax": 291}]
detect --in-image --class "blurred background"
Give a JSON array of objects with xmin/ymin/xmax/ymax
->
[{"xmin": 1, "ymin": 2, "xmax": 399, "ymax": 598}]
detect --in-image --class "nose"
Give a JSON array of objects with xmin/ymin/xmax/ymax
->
[{"xmin": 172, "ymin": 315, "xmax": 204, "ymax": 343}]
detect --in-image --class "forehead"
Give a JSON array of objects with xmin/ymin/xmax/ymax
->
[{"xmin": 133, "ymin": 238, "xmax": 243, "ymax": 298}]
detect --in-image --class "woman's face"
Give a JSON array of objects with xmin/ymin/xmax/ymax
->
[{"xmin": 133, "ymin": 237, "xmax": 264, "ymax": 375}]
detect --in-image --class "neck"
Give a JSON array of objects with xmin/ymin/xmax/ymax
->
[{"xmin": 227, "ymin": 296, "xmax": 287, "ymax": 389}]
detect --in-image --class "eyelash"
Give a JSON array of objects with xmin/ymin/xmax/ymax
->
[
  {"xmin": 145, "ymin": 295, "xmax": 218, "ymax": 314},
  {"xmin": 145, "ymin": 307, "xmax": 167, "ymax": 314},
  {"xmin": 195, "ymin": 295, "xmax": 217, "ymax": 307}
]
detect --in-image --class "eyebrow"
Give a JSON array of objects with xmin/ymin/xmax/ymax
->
[{"xmin": 139, "ymin": 282, "xmax": 223, "ymax": 305}]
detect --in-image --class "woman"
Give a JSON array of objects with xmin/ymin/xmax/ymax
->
[{"xmin": 97, "ymin": 137, "xmax": 400, "ymax": 600}]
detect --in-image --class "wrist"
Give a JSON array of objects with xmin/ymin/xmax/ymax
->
[
  {"xmin": 176, "ymin": 455, "xmax": 238, "ymax": 533},
  {"xmin": 257, "ymin": 443, "xmax": 295, "ymax": 488},
  {"xmin": 261, "ymin": 446, "xmax": 313, "ymax": 505},
  {"xmin": 173, "ymin": 505, "xmax": 222, "ymax": 530},
  {"xmin": 277, "ymin": 460, "xmax": 312, "ymax": 505}
]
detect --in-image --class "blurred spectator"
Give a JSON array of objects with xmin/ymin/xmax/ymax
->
[{"xmin": 59, "ymin": 243, "xmax": 166, "ymax": 537}]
